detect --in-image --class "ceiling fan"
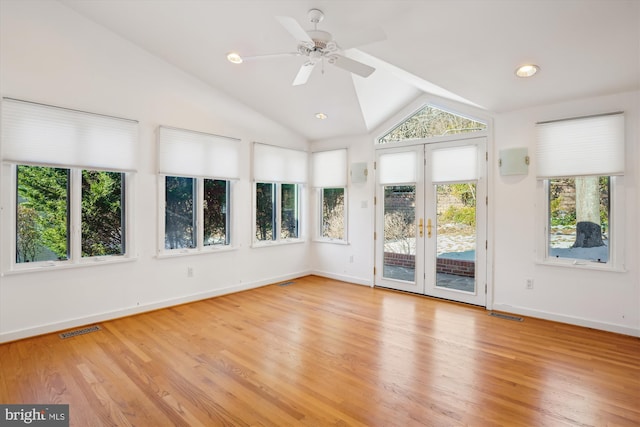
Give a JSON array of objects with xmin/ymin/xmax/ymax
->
[{"xmin": 228, "ymin": 8, "xmax": 383, "ymax": 86}]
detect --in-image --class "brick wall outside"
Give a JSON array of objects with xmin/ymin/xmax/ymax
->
[
  {"xmin": 435, "ymin": 257, "xmax": 475, "ymax": 277},
  {"xmin": 384, "ymin": 252, "xmax": 416, "ymax": 268},
  {"xmin": 384, "ymin": 252, "xmax": 475, "ymax": 277}
]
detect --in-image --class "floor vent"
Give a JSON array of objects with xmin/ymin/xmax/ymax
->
[
  {"xmin": 59, "ymin": 325, "xmax": 102, "ymax": 339},
  {"xmin": 489, "ymin": 312, "xmax": 524, "ymax": 322},
  {"xmin": 278, "ymin": 281, "xmax": 295, "ymax": 287}
]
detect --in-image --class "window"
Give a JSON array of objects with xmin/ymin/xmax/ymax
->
[
  {"xmin": 312, "ymin": 149, "xmax": 347, "ymax": 241},
  {"xmin": 16, "ymin": 167, "xmax": 126, "ymax": 264},
  {"xmin": 281, "ymin": 183, "xmax": 299, "ymax": 239},
  {"xmin": 253, "ymin": 143, "xmax": 307, "ymax": 245},
  {"xmin": 2, "ymin": 98, "xmax": 136, "ymax": 270},
  {"xmin": 204, "ymin": 179, "xmax": 230, "ymax": 246},
  {"xmin": 165, "ymin": 176, "xmax": 195, "ymax": 249},
  {"xmin": 536, "ymin": 112, "xmax": 624, "ymax": 269},
  {"xmin": 321, "ymin": 188, "xmax": 345, "ymax": 240},
  {"xmin": 81, "ymin": 170, "xmax": 125, "ymax": 257},
  {"xmin": 255, "ymin": 182, "xmax": 300, "ymax": 242},
  {"xmin": 548, "ymin": 177, "xmax": 610, "ymax": 262},
  {"xmin": 158, "ymin": 126, "xmax": 239, "ymax": 254},
  {"xmin": 17, "ymin": 165, "xmax": 69, "ymax": 263},
  {"xmin": 378, "ymin": 104, "xmax": 486, "ymax": 144},
  {"xmin": 255, "ymin": 182, "xmax": 275, "ymax": 241}
]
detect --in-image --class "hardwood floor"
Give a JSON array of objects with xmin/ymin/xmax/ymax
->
[{"xmin": 1, "ymin": 275, "xmax": 639, "ymax": 426}]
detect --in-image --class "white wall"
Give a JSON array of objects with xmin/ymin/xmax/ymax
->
[
  {"xmin": 311, "ymin": 91, "xmax": 640, "ymax": 337},
  {"xmin": 0, "ymin": 0, "xmax": 310, "ymax": 342}
]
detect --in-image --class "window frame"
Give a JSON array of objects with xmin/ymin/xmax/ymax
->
[
  {"xmin": 311, "ymin": 148, "xmax": 349, "ymax": 244},
  {"xmin": 536, "ymin": 175, "xmax": 625, "ymax": 272},
  {"xmin": 3, "ymin": 163, "xmax": 135, "ymax": 274},
  {"xmin": 158, "ymin": 175, "xmax": 234, "ymax": 257},
  {"xmin": 534, "ymin": 112, "xmax": 626, "ymax": 272},
  {"xmin": 252, "ymin": 181, "xmax": 304, "ymax": 247},
  {"xmin": 376, "ymin": 103, "xmax": 488, "ymax": 145}
]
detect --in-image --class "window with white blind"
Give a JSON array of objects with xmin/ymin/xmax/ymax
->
[
  {"xmin": 253, "ymin": 143, "xmax": 307, "ymax": 245},
  {"xmin": 158, "ymin": 126, "xmax": 239, "ymax": 254},
  {"xmin": 312, "ymin": 149, "xmax": 348, "ymax": 242},
  {"xmin": 1, "ymin": 98, "xmax": 137, "ymax": 270},
  {"xmin": 535, "ymin": 112, "xmax": 625, "ymax": 269}
]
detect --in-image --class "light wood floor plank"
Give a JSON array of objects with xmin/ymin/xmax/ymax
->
[{"xmin": 1, "ymin": 275, "xmax": 638, "ymax": 426}]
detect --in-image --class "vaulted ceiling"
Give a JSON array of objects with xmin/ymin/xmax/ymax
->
[{"xmin": 60, "ymin": 0, "xmax": 640, "ymax": 141}]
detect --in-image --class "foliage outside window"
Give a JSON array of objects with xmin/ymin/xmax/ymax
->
[
  {"xmin": 164, "ymin": 176, "xmax": 231, "ymax": 251},
  {"xmin": 438, "ymin": 183, "xmax": 476, "ymax": 228},
  {"xmin": 256, "ymin": 183, "xmax": 275, "ymax": 241},
  {"xmin": 321, "ymin": 188, "xmax": 345, "ymax": 240},
  {"xmin": 82, "ymin": 170, "xmax": 124, "ymax": 256},
  {"xmin": 548, "ymin": 176, "xmax": 610, "ymax": 263},
  {"xmin": 165, "ymin": 176, "xmax": 195, "ymax": 249},
  {"xmin": 17, "ymin": 166, "xmax": 69, "ymax": 263},
  {"xmin": 204, "ymin": 179, "xmax": 229, "ymax": 246},
  {"xmin": 378, "ymin": 105, "xmax": 486, "ymax": 144},
  {"xmin": 383, "ymin": 185, "xmax": 416, "ymax": 256},
  {"xmin": 255, "ymin": 183, "xmax": 301, "ymax": 243},
  {"xmin": 281, "ymin": 184, "xmax": 299, "ymax": 239},
  {"xmin": 16, "ymin": 165, "xmax": 125, "ymax": 264}
]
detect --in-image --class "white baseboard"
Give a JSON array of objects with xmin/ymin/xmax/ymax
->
[
  {"xmin": 0, "ymin": 270, "xmax": 311, "ymax": 343},
  {"xmin": 491, "ymin": 303, "xmax": 640, "ymax": 337},
  {"xmin": 310, "ymin": 270, "xmax": 372, "ymax": 287}
]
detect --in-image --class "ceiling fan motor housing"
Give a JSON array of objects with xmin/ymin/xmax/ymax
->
[{"xmin": 307, "ymin": 30, "xmax": 335, "ymax": 51}]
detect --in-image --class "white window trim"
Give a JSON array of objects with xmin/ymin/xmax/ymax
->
[
  {"xmin": 157, "ymin": 175, "xmax": 236, "ymax": 257},
  {"xmin": 314, "ymin": 187, "xmax": 349, "ymax": 244},
  {"xmin": 251, "ymin": 182, "xmax": 305, "ymax": 248},
  {"xmin": 2, "ymin": 163, "xmax": 136, "ymax": 275},
  {"xmin": 535, "ymin": 176, "xmax": 626, "ymax": 272}
]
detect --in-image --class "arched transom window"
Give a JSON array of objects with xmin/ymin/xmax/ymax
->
[{"xmin": 378, "ymin": 105, "xmax": 487, "ymax": 144}]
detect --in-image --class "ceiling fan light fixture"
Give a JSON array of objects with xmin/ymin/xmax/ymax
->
[
  {"xmin": 315, "ymin": 112, "xmax": 328, "ymax": 120},
  {"xmin": 515, "ymin": 64, "xmax": 540, "ymax": 78},
  {"xmin": 227, "ymin": 52, "xmax": 243, "ymax": 64}
]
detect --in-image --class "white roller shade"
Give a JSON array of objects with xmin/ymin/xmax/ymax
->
[
  {"xmin": 1, "ymin": 98, "xmax": 138, "ymax": 171},
  {"xmin": 378, "ymin": 151, "xmax": 417, "ymax": 184},
  {"xmin": 536, "ymin": 113, "xmax": 624, "ymax": 178},
  {"xmin": 158, "ymin": 126, "xmax": 240, "ymax": 179},
  {"xmin": 253, "ymin": 143, "xmax": 308, "ymax": 183},
  {"xmin": 312, "ymin": 149, "xmax": 347, "ymax": 187},
  {"xmin": 431, "ymin": 145, "xmax": 478, "ymax": 183}
]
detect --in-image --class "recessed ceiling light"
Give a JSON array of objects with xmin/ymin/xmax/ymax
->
[
  {"xmin": 315, "ymin": 112, "xmax": 328, "ymax": 120},
  {"xmin": 227, "ymin": 52, "xmax": 243, "ymax": 64},
  {"xmin": 515, "ymin": 64, "xmax": 540, "ymax": 78}
]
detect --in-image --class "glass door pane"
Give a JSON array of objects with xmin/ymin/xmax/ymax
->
[
  {"xmin": 382, "ymin": 185, "xmax": 416, "ymax": 282},
  {"xmin": 435, "ymin": 183, "xmax": 476, "ymax": 293}
]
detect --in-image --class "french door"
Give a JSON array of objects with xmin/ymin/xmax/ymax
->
[{"xmin": 374, "ymin": 137, "xmax": 487, "ymax": 306}]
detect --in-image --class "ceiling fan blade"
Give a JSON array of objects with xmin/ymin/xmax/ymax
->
[
  {"xmin": 292, "ymin": 61, "xmax": 316, "ymax": 86},
  {"xmin": 331, "ymin": 54, "xmax": 375, "ymax": 78},
  {"xmin": 275, "ymin": 16, "xmax": 313, "ymax": 44}
]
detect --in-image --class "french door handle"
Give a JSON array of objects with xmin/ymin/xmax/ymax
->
[
  {"xmin": 427, "ymin": 218, "xmax": 432, "ymax": 238},
  {"xmin": 419, "ymin": 218, "xmax": 424, "ymax": 237}
]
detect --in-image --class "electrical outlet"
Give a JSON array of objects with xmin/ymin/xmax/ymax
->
[
  {"xmin": 187, "ymin": 267, "xmax": 194, "ymax": 278},
  {"xmin": 526, "ymin": 278, "xmax": 533, "ymax": 289},
  {"xmin": 349, "ymin": 255, "xmax": 354, "ymax": 263}
]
